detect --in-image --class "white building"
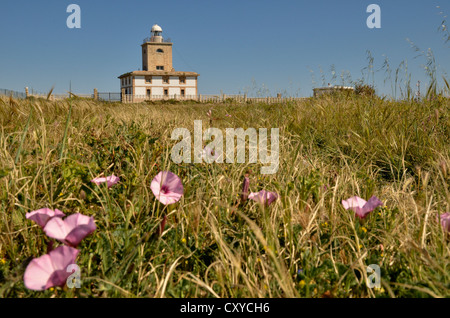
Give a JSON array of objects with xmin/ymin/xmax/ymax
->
[{"xmin": 118, "ymin": 24, "xmax": 199, "ymax": 101}]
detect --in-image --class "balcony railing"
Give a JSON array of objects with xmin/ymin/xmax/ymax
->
[{"xmin": 143, "ymin": 37, "xmax": 172, "ymax": 44}]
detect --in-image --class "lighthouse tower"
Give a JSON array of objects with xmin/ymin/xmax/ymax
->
[{"xmin": 141, "ymin": 24, "xmax": 174, "ymax": 72}]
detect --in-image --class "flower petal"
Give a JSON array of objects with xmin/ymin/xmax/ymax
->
[
  {"xmin": 44, "ymin": 217, "xmax": 71, "ymax": 242},
  {"xmin": 362, "ymin": 196, "xmax": 383, "ymax": 214},
  {"xmin": 248, "ymin": 190, "xmax": 278, "ymax": 206},
  {"xmin": 342, "ymin": 196, "xmax": 367, "ymax": 210},
  {"xmin": 26, "ymin": 208, "xmax": 65, "ymax": 228},
  {"xmin": 44, "ymin": 213, "xmax": 96, "ymax": 246},
  {"xmin": 91, "ymin": 175, "xmax": 120, "ymax": 188},
  {"xmin": 65, "ymin": 223, "xmax": 96, "ymax": 247},
  {"xmin": 441, "ymin": 212, "xmax": 450, "ymax": 232},
  {"xmin": 24, "ymin": 246, "xmax": 79, "ymax": 291}
]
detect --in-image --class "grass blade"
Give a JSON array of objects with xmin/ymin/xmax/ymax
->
[
  {"xmin": 14, "ymin": 108, "xmax": 32, "ymax": 165},
  {"xmin": 59, "ymin": 100, "xmax": 73, "ymax": 161}
]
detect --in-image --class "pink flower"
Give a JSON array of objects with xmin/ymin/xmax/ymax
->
[
  {"xmin": 26, "ymin": 208, "xmax": 65, "ymax": 228},
  {"xmin": 342, "ymin": 196, "xmax": 383, "ymax": 219},
  {"xmin": 150, "ymin": 171, "xmax": 184, "ymax": 205},
  {"xmin": 207, "ymin": 109, "xmax": 212, "ymax": 117},
  {"xmin": 23, "ymin": 246, "xmax": 79, "ymax": 291},
  {"xmin": 441, "ymin": 213, "xmax": 450, "ymax": 232},
  {"xmin": 225, "ymin": 114, "xmax": 232, "ymax": 117},
  {"xmin": 248, "ymin": 190, "xmax": 278, "ymax": 206},
  {"xmin": 91, "ymin": 175, "xmax": 120, "ymax": 188},
  {"xmin": 44, "ymin": 213, "xmax": 96, "ymax": 247},
  {"xmin": 202, "ymin": 145, "xmax": 222, "ymax": 162}
]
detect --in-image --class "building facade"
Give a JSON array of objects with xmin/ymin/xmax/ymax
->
[{"xmin": 118, "ymin": 24, "xmax": 199, "ymax": 101}]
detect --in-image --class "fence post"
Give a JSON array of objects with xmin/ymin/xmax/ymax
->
[
  {"xmin": 121, "ymin": 88, "xmax": 125, "ymax": 103},
  {"xmin": 93, "ymin": 88, "xmax": 98, "ymax": 101},
  {"xmin": 25, "ymin": 87, "xmax": 29, "ymax": 99}
]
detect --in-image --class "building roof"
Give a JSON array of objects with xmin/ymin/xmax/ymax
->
[
  {"xmin": 118, "ymin": 70, "xmax": 199, "ymax": 78},
  {"xmin": 151, "ymin": 24, "xmax": 162, "ymax": 32},
  {"xmin": 313, "ymin": 86, "xmax": 354, "ymax": 90}
]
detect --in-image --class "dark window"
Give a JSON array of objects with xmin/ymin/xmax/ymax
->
[
  {"xmin": 147, "ymin": 89, "xmax": 151, "ymax": 96},
  {"xmin": 164, "ymin": 89, "xmax": 168, "ymax": 96},
  {"xmin": 179, "ymin": 76, "xmax": 186, "ymax": 84},
  {"xmin": 145, "ymin": 76, "xmax": 152, "ymax": 83},
  {"xmin": 163, "ymin": 76, "xmax": 169, "ymax": 84},
  {"xmin": 156, "ymin": 66, "xmax": 164, "ymax": 70},
  {"xmin": 181, "ymin": 89, "xmax": 185, "ymax": 96},
  {"xmin": 156, "ymin": 49, "xmax": 164, "ymax": 53}
]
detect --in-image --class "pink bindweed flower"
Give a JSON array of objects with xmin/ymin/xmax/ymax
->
[
  {"xmin": 202, "ymin": 145, "xmax": 222, "ymax": 162},
  {"xmin": 26, "ymin": 208, "xmax": 65, "ymax": 228},
  {"xmin": 225, "ymin": 114, "xmax": 232, "ymax": 117},
  {"xmin": 440, "ymin": 213, "xmax": 450, "ymax": 233},
  {"xmin": 44, "ymin": 213, "xmax": 96, "ymax": 247},
  {"xmin": 342, "ymin": 196, "xmax": 383, "ymax": 219},
  {"xmin": 150, "ymin": 171, "xmax": 184, "ymax": 205},
  {"xmin": 248, "ymin": 190, "xmax": 278, "ymax": 206},
  {"xmin": 207, "ymin": 109, "xmax": 212, "ymax": 117},
  {"xmin": 91, "ymin": 175, "xmax": 120, "ymax": 188},
  {"xmin": 23, "ymin": 245, "xmax": 79, "ymax": 291}
]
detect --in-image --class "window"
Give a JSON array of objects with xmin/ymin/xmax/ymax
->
[
  {"xmin": 145, "ymin": 76, "xmax": 152, "ymax": 84},
  {"xmin": 156, "ymin": 66, "xmax": 164, "ymax": 70},
  {"xmin": 156, "ymin": 49, "xmax": 164, "ymax": 53},
  {"xmin": 179, "ymin": 76, "xmax": 186, "ymax": 84},
  {"xmin": 147, "ymin": 89, "xmax": 151, "ymax": 97},
  {"xmin": 163, "ymin": 76, "xmax": 169, "ymax": 84},
  {"xmin": 164, "ymin": 89, "xmax": 169, "ymax": 96},
  {"xmin": 181, "ymin": 89, "xmax": 185, "ymax": 96}
]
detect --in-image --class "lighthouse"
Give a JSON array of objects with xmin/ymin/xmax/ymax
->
[{"xmin": 118, "ymin": 24, "xmax": 199, "ymax": 101}]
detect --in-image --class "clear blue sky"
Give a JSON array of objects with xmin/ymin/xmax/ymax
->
[{"xmin": 1, "ymin": 0, "xmax": 449, "ymax": 97}]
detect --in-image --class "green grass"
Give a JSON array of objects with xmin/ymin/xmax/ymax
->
[{"xmin": 0, "ymin": 94, "xmax": 449, "ymax": 298}]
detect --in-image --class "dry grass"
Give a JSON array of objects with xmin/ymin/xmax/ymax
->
[{"xmin": 0, "ymin": 94, "xmax": 449, "ymax": 298}]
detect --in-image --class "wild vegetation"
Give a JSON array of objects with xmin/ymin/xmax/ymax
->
[{"xmin": 0, "ymin": 90, "xmax": 449, "ymax": 298}]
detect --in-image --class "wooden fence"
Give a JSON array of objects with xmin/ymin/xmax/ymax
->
[
  {"xmin": 121, "ymin": 94, "xmax": 307, "ymax": 104},
  {"xmin": 2, "ymin": 88, "xmax": 308, "ymax": 104}
]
